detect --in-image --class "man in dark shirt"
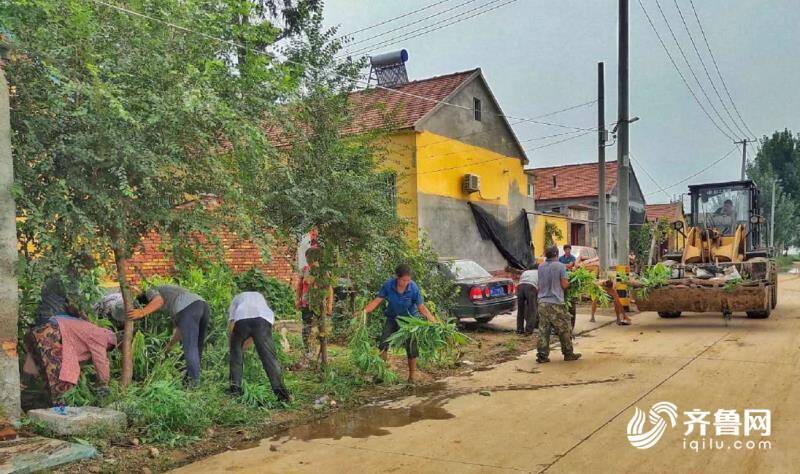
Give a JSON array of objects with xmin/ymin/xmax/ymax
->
[
  {"xmin": 559, "ymin": 244, "xmax": 578, "ymax": 329},
  {"xmin": 558, "ymin": 244, "xmax": 577, "ymax": 269}
]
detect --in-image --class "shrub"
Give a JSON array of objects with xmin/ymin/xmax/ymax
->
[{"xmin": 233, "ymin": 268, "xmax": 297, "ymax": 319}]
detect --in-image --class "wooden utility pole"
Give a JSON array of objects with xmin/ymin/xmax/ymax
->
[
  {"xmin": 0, "ymin": 39, "xmax": 21, "ymax": 422},
  {"xmin": 597, "ymin": 62, "xmax": 609, "ymax": 273},
  {"xmin": 617, "ymin": 0, "xmax": 631, "ymax": 266},
  {"xmin": 734, "ymin": 139, "xmax": 755, "ymax": 180}
]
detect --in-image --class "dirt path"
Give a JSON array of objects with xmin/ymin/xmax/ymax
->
[{"xmin": 174, "ymin": 275, "xmax": 800, "ymax": 473}]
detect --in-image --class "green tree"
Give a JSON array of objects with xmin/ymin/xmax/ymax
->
[
  {"xmin": 543, "ymin": 221, "xmax": 563, "ymax": 248},
  {"xmin": 747, "ymin": 130, "xmax": 800, "ymax": 251},
  {"xmin": 262, "ymin": 13, "xmax": 403, "ymax": 367},
  {"xmin": 3, "ymin": 0, "xmax": 308, "ymax": 384}
]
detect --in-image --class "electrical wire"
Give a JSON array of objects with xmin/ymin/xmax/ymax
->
[
  {"xmin": 343, "ymin": 0, "xmax": 483, "ymax": 48},
  {"xmin": 418, "ymin": 99, "xmax": 598, "ymax": 151},
  {"xmin": 653, "ymin": 0, "xmax": 738, "ymax": 140},
  {"xmin": 637, "ymin": 0, "xmax": 735, "ymax": 142},
  {"xmin": 85, "ymin": 0, "xmax": 592, "ymax": 134},
  {"xmin": 630, "ymin": 152, "xmax": 671, "ymax": 200},
  {"xmin": 672, "ymin": 0, "xmax": 749, "ymax": 140},
  {"xmin": 688, "ymin": 0, "xmax": 757, "ymax": 140},
  {"xmin": 525, "ymin": 130, "xmax": 593, "ymax": 151},
  {"xmin": 344, "ymin": 0, "xmax": 519, "ymax": 57},
  {"xmin": 518, "ymin": 129, "xmax": 589, "ymax": 143},
  {"xmin": 644, "ymin": 146, "xmax": 738, "ymax": 196},
  {"xmin": 337, "ymin": 0, "xmax": 454, "ymax": 39}
]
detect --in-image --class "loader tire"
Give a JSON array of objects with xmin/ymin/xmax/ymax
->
[
  {"xmin": 771, "ymin": 283, "xmax": 777, "ymax": 309},
  {"xmin": 658, "ymin": 311, "xmax": 681, "ymax": 318},
  {"xmin": 746, "ymin": 309, "xmax": 770, "ymax": 319}
]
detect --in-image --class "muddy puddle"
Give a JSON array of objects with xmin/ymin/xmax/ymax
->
[{"xmin": 269, "ymin": 376, "xmax": 626, "ymax": 443}]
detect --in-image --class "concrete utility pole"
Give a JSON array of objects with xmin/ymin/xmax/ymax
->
[
  {"xmin": 617, "ymin": 0, "xmax": 630, "ymax": 266},
  {"xmin": 597, "ymin": 62, "xmax": 609, "ymax": 272},
  {"xmin": 0, "ymin": 40, "xmax": 21, "ymax": 422},
  {"xmin": 734, "ymin": 139, "xmax": 755, "ymax": 180}
]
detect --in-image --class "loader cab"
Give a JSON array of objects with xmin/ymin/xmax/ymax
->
[{"xmin": 688, "ymin": 180, "xmax": 764, "ymax": 253}]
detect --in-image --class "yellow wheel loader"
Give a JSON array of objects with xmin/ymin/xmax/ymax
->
[{"xmin": 635, "ymin": 180, "xmax": 776, "ymax": 321}]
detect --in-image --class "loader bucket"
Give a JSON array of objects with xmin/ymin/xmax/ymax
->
[{"xmin": 635, "ymin": 285, "xmax": 769, "ymax": 313}]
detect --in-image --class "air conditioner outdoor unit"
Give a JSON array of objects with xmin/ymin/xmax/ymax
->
[{"xmin": 462, "ymin": 174, "xmax": 480, "ymax": 193}]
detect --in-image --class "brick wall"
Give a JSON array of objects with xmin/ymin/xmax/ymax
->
[{"xmin": 123, "ymin": 229, "xmax": 297, "ymax": 286}]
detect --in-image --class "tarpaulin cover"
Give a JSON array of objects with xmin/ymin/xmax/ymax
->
[{"xmin": 468, "ymin": 202, "xmax": 535, "ymax": 270}]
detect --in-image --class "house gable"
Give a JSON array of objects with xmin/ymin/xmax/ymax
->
[{"xmin": 415, "ymin": 70, "xmax": 528, "ymax": 163}]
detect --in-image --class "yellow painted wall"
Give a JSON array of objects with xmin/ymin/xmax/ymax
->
[
  {"xmin": 414, "ymin": 131, "xmax": 529, "ymax": 210},
  {"xmin": 532, "ymin": 213, "xmax": 569, "ymax": 258},
  {"xmin": 380, "ymin": 131, "xmax": 418, "ymax": 240}
]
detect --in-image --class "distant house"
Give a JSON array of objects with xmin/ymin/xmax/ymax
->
[
  {"xmin": 526, "ymin": 160, "xmax": 646, "ymax": 263},
  {"xmin": 645, "ymin": 202, "xmax": 684, "ymax": 223}
]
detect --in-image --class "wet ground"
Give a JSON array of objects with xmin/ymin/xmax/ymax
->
[{"xmin": 175, "ymin": 274, "xmax": 800, "ymax": 473}]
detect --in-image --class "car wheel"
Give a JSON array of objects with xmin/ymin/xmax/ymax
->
[
  {"xmin": 658, "ymin": 311, "xmax": 681, "ymax": 318},
  {"xmin": 475, "ymin": 316, "xmax": 494, "ymax": 324}
]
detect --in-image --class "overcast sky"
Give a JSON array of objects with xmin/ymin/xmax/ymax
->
[{"xmin": 322, "ymin": 0, "xmax": 799, "ymax": 204}]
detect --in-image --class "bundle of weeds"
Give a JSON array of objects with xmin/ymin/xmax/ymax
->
[
  {"xmin": 565, "ymin": 267, "xmax": 611, "ymax": 309},
  {"xmin": 348, "ymin": 315, "xmax": 397, "ymax": 384},
  {"xmin": 633, "ymin": 262, "xmax": 672, "ymax": 299},
  {"xmin": 386, "ymin": 316, "xmax": 470, "ymax": 366},
  {"xmin": 724, "ymin": 277, "xmax": 743, "ymax": 293}
]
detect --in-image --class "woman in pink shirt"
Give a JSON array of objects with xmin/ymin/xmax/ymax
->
[{"xmin": 23, "ymin": 317, "xmax": 117, "ymax": 405}]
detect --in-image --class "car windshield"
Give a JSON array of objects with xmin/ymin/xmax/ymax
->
[
  {"xmin": 449, "ymin": 260, "xmax": 491, "ymax": 280},
  {"xmin": 695, "ymin": 186, "xmax": 749, "ymax": 236}
]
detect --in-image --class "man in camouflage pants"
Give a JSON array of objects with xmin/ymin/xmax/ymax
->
[{"xmin": 536, "ymin": 246, "xmax": 582, "ymax": 363}]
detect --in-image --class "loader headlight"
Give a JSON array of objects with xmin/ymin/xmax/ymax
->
[{"xmin": 750, "ymin": 215, "xmax": 760, "ymax": 224}]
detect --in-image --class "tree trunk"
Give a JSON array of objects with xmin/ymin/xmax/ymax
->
[
  {"xmin": 113, "ymin": 245, "xmax": 135, "ymax": 387},
  {"xmin": 0, "ymin": 65, "xmax": 21, "ymax": 422},
  {"xmin": 318, "ymin": 284, "xmax": 333, "ymax": 370}
]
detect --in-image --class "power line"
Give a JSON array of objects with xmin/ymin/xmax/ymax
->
[
  {"xmin": 518, "ymin": 129, "xmax": 588, "ymax": 143},
  {"xmin": 337, "ymin": 0, "xmax": 455, "ymax": 39},
  {"xmin": 344, "ymin": 0, "xmax": 519, "ymax": 57},
  {"xmin": 637, "ymin": 0, "xmax": 735, "ymax": 142},
  {"xmin": 688, "ymin": 0, "xmax": 757, "ymax": 139},
  {"xmin": 653, "ymin": 0, "xmax": 738, "ymax": 140},
  {"xmin": 344, "ymin": 0, "xmax": 483, "ymax": 48},
  {"xmin": 644, "ymin": 146, "xmax": 738, "ymax": 196},
  {"xmin": 630, "ymin": 152, "xmax": 671, "ymax": 199},
  {"xmin": 86, "ymin": 0, "xmax": 592, "ymax": 135},
  {"xmin": 419, "ymin": 99, "xmax": 597, "ymax": 150},
  {"xmin": 672, "ymin": 0, "xmax": 749, "ymax": 139},
  {"xmin": 525, "ymin": 130, "xmax": 593, "ymax": 150}
]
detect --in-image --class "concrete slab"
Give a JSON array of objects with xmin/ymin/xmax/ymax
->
[
  {"xmin": 27, "ymin": 406, "xmax": 126, "ymax": 437},
  {"xmin": 0, "ymin": 436, "xmax": 96, "ymax": 473}
]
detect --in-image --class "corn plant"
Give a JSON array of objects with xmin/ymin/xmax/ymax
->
[
  {"xmin": 386, "ymin": 316, "xmax": 471, "ymax": 367},
  {"xmin": 633, "ymin": 262, "xmax": 672, "ymax": 300},
  {"xmin": 565, "ymin": 267, "xmax": 611, "ymax": 309},
  {"xmin": 348, "ymin": 315, "xmax": 397, "ymax": 384}
]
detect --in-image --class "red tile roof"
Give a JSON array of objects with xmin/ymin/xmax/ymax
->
[
  {"xmin": 528, "ymin": 161, "xmax": 618, "ymax": 201},
  {"xmin": 646, "ymin": 202, "xmax": 684, "ymax": 222},
  {"xmin": 266, "ymin": 69, "xmax": 478, "ymax": 146},
  {"xmin": 343, "ymin": 69, "xmax": 478, "ymax": 134}
]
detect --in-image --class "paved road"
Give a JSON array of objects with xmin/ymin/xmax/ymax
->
[{"xmin": 176, "ymin": 275, "xmax": 800, "ymax": 473}]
